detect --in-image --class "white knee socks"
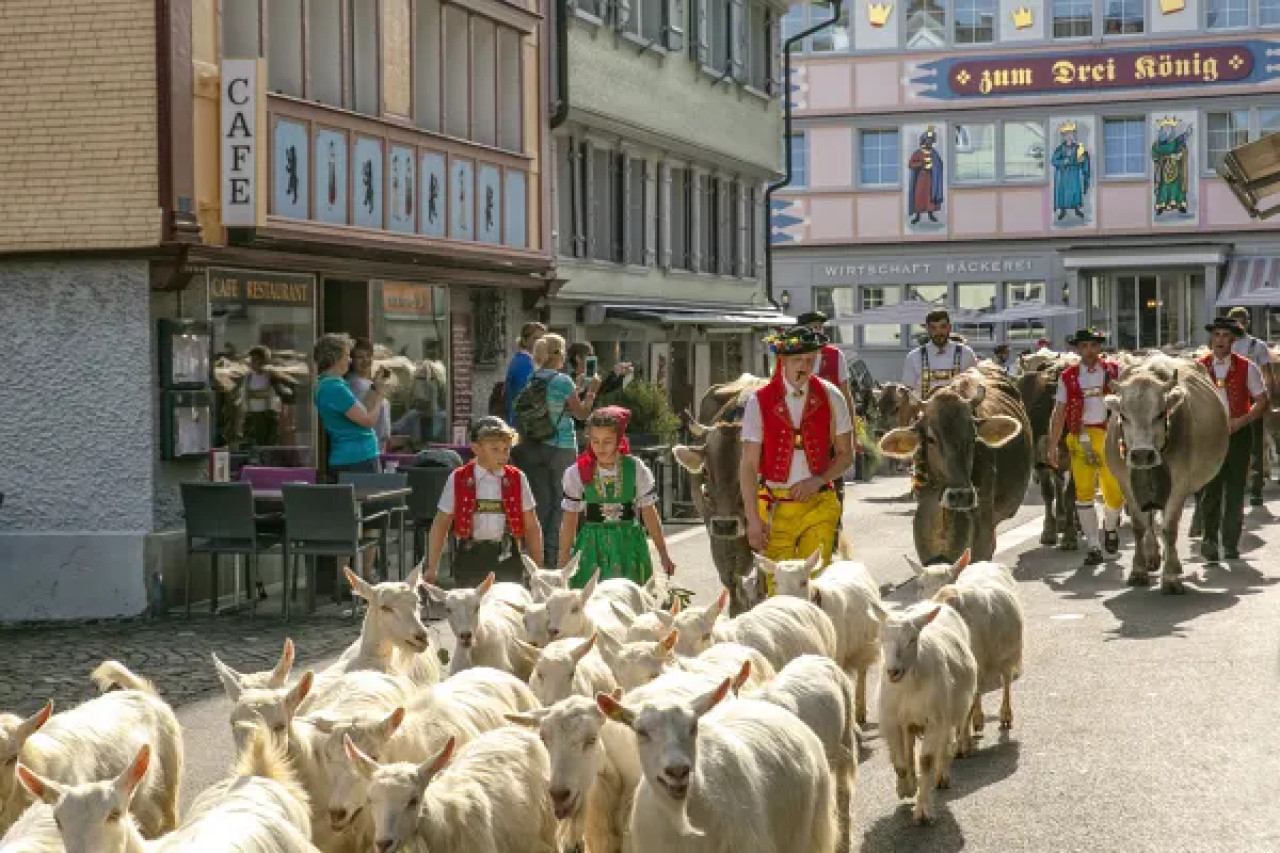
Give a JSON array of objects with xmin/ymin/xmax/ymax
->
[{"xmin": 1077, "ymin": 503, "xmax": 1100, "ymax": 549}]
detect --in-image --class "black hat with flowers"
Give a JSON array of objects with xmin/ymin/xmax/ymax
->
[
  {"xmin": 766, "ymin": 325, "xmax": 829, "ymax": 355},
  {"xmin": 1066, "ymin": 328, "xmax": 1108, "ymax": 345},
  {"xmin": 1204, "ymin": 317, "xmax": 1245, "ymax": 338}
]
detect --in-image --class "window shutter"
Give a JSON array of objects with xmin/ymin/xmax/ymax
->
[
  {"xmin": 693, "ymin": 0, "xmax": 709, "ymax": 64},
  {"xmin": 689, "ymin": 170, "xmax": 703, "ymax": 272},
  {"xmin": 659, "ymin": 163, "xmax": 673, "ymax": 270},
  {"xmin": 583, "ymin": 142, "xmax": 597, "ymax": 259},
  {"xmin": 569, "ymin": 138, "xmax": 585, "ymax": 258},
  {"xmin": 766, "ymin": 11, "xmax": 779, "ymax": 95},
  {"xmin": 615, "ymin": 0, "xmax": 632, "ymax": 30},
  {"xmin": 642, "ymin": 160, "xmax": 656, "ymax": 267},
  {"xmin": 621, "ymin": 152, "xmax": 633, "ymax": 263},
  {"xmin": 729, "ymin": 0, "xmax": 745, "ymax": 79},
  {"xmin": 664, "ymin": 0, "xmax": 685, "ymax": 50}
]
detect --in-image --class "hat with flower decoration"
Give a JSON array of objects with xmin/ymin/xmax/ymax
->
[
  {"xmin": 1066, "ymin": 328, "xmax": 1108, "ymax": 346},
  {"xmin": 765, "ymin": 325, "xmax": 829, "ymax": 356}
]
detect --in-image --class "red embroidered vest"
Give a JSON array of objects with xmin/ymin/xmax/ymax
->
[
  {"xmin": 1200, "ymin": 352, "xmax": 1252, "ymax": 419},
  {"xmin": 1060, "ymin": 360, "xmax": 1118, "ymax": 432},
  {"xmin": 452, "ymin": 462, "xmax": 525, "ymax": 539},
  {"xmin": 817, "ymin": 346, "xmax": 843, "ymax": 386},
  {"xmin": 756, "ymin": 375, "xmax": 834, "ymax": 483}
]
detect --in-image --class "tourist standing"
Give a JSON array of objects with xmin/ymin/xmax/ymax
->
[
  {"xmin": 504, "ymin": 322, "xmax": 547, "ymax": 425},
  {"xmin": 1227, "ymin": 306, "xmax": 1273, "ymax": 506},
  {"xmin": 313, "ymin": 333, "xmax": 385, "ymax": 477},
  {"xmin": 346, "ymin": 337, "xmax": 391, "ymax": 453}
]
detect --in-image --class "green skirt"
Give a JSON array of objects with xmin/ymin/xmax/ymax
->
[{"xmin": 569, "ymin": 521, "xmax": 653, "ymax": 588}]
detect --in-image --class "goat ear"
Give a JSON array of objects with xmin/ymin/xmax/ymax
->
[
  {"xmin": 658, "ymin": 629, "xmax": 680, "ymax": 656},
  {"xmin": 343, "ymin": 734, "xmax": 379, "ymax": 780},
  {"xmin": 933, "ymin": 585, "xmax": 960, "ymax": 606},
  {"xmin": 975, "ymin": 414, "xmax": 1022, "ymax": 448},
  {"xmin": 671, "ymin": 445, "xmax": 706, "ymax": 474},
  {"xmin": 210, "ymin": 654, "xmax": 244, "ymax": 702},
  {"xmin": 286, "ymin": 671, "xmax": 314, "ymax": 716},
  {"xmin": 560, "ymin": 553, "xmax": 582, "ymax": 582},
  {"xmin": 869, "ymin": 598, "xmax": 888, "ymax": 624},
  {"xmin": 512, "ymin": 639, "xmax": 542, "ymax": 666},
  {"xmin": 381, "ymin": 707, "xmax": 407, "ymax": 738},
  {"xmin": 580, "ymin": 568, "xmax": 601, "ymax": 603},
  {"xmin": 116, "ymin": 744, "xmax": 151, "ymax": 800},
  {"xmin": 691, "ymin": 678, "xmax": 733, "ymax": 718},
  {"xmin": 952, "ymin": 549, "xmax": 972, "ymax": 577},
  {"xmin": 520, "ymin": 553, "xmax": 540, "ymax": 579},
  {"xmin": 609, "ymin": 601, "xmax": 635, "ymax": 627},
  {"xmin": 17, "ymin": 765, "xmax": 63, "ymax": 805},
  {"xmin": 476, "ymin": 572, "xmax": 496, "ymax": 596},
  {"xmin": 505, "ymin": 709, "xmax": 550, "ymax": 728},
  {"xmin": 421, "ymin": 583, "xmax": 448, "ymax": 604},
  {"xmin": 269, "ymin": 639, "xmax": 295, "ymax": 688},
  {"xmin": 730, "ymin": 661, "xmax": 753, "ymax": 694},
  {"xmin": 879, "ymin": 427, "xmax": 920, "ymax": 460},
  {"xmin": 654, "ymin": 609, "xmax": 676, "ymax": 629},
  {"xmin": 18, "ymin": 701, "xmax": 52, "ymax": 740},
  {"xmin": 803, "ymin": 547, "xmax": 824, "ymax": 575},
  {"xmin": 499, "ymin": 600, "xmax": 527, "ymax": 615},
  {"xmin": 419, "ymin": 736, "xmax": 457, "ymax": 784},
  {"xmin": 596, "ymin": 692, "xmax": 636, "ymax": 728},
  {"xmin": 912, "ymin": 605, "xmax": 942, "ymax": 629},
  {"xmin": 572, "ymin": 634, "xmax": 598, "ymax": 663},
  {"xmin": 529, "ymin": 573, "xmax": 554, "ymax": 602},
  {"xmin": 753, "ymin": 554, "xmax": 778, "ymax": 576},
  {"xmin": 405, "ymin": 558, "xmax": 425, "ymax": 589},
  {"xmin": 344, "ymin": 566, "xmax": 374, "ymax": 601}
]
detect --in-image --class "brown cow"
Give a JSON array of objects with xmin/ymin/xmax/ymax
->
[
  {"xmin": 1016, "ymin": 353, "xmax": 1079, "ymax": 550},
  {"xmin": 880, "ymin": 367, "xmax": 1033, "ymax": 565},
  {"xmin": 673, "ymin": 375, "xmax": 768, "ymax": 616}
]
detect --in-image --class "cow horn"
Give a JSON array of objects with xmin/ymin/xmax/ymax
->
[
  {"xmin": 1162, "ymin": 370, "xmax": 1178, "ymax": 392},
  {"xmin": 687, "ymin": 419, "xmax": 711, "ymax": 438}
]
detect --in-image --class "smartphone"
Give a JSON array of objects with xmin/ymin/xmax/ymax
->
[{"xmin": 584, "ymin": 355, "xmax": 598, "ymax": 379}]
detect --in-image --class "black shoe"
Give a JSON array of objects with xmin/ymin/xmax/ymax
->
[
  {"xmin": 1224, "ymin": 547, "xmax": 1241, "ymax": 560},
  {"xmin": 1103, "ymin": 528, "xmax": 1119, "ymax": 557},
  {"xmin": 1250, "ymin": 495, "xmax": 1264, "ymax": 507},
  {"xmin": 1057, "ymin": 209, "xmax": 1065, "ymax": 220},
  {"xmin": 1201, "ymin": 541, "xmax": 1220, "ymax": 562},
  {"xmin": 1084, "ymin": 548, "xmax": 1104, "ymax": 566},
  {"xmin": 1075, "ymin": 207, "xmax": 1085, "ymax": 218},
  {"xmin": 927, "ymin": 212, "xmax": 938, "ymax": 222},
  {"xmin": 911, "ymin": 213, "xmax": 920, "ymax": 224}
]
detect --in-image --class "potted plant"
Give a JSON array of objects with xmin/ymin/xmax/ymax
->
[{"xmin": 597, "ymin": 380, "xmax": 680, "ymax": 447}]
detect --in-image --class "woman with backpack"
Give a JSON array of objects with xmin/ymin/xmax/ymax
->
[{"xmin": 512, "ymin": 333, "xmax": 599, "ymax": 567}]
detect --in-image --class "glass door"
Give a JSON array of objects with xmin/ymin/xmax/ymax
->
[
  {"xmin": 1111, "ymin": 273, "xmax": 1187, "ymax": 350},
  {"xmin": 1116, "ymin": 275, "xmax": 1139, "ymax": 351}
]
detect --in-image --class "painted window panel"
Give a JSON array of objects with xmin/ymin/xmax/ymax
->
[
  {"xmin": 1103, "ymin": 118, "xmax": 1146, "ymax": 176},
  {"xmin": 954, "ymin": 123, "xmax": 996, "ymax": 183},
  {"xmin": 1207, "ymin": 111, "xmax": 1249, "ymax": 174},
  {"xmin": 860, "ymin": 129, "xmax": 900, "ymax": 186},
  {"xmin": 954, "ymin": 0, "xmax": 995, "ymax": 44},
  {"xmin": 388, "ymin": 146, "xmax": 417, "ymax": 234},
  {"xmin": 314, "ymin": 129, "xmax": 350, "ymax": 225},
  {"xmin": 1003, "ymin": 122, "xmax": 1046, "ymax": 180},
  {"xmin": 451, "ymin": 158, "xmax": 475, "ymax": 240},
  {"xmin": 1051, "ymin": 0, "xmax": 1091, "ymax": 37},
  {"xmin": 415, "ymin": 0, "xmax": 443, "ymax": 131},
  {"xmin": 504, "ymin": 170, "xmax": 529, "ymax": 249},
  {"xmin": 309, "ymin": 0, "xmax": 342, "ymax": 107},
  {"xmin": 477, "ymin": 165, "xmax": 502, "ymax": 244},
  {"xmin": 353, "ymin": 137, "xmax": 385, "ymax": 229},
  {"xmin": 420, "ymin": 152, "xmax": 447, "ymax": 238},
  {"xmin": 267, "ymin": 0, "xmax": 303, "ymax": 96},
  {"xmin": 272, "ymin": 119, "xmax": 310, "ymax": 219}
]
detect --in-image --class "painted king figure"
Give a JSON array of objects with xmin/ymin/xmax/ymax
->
[
  {"xmin": 1152, "ymin": 117, "xmax": 1191, "ymax": 215},
  {"xmin": 1051, "ymin": 121, "xmax": 1090, "ymax": 220},
  {"xmin": 908, "ymin": 126, "xmax": 945, "ymax": 224}
]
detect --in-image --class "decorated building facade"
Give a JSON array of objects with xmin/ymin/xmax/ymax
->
[{"xmin": 773, "ymin": 0, "xmax": 1280, "ymax": 379}]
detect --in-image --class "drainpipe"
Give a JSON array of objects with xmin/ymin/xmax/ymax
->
[
  {"xmin": 550, "ymin": 0, "xmax": 570, "ymax": 128},
  {"xmin": 764, "ymin": 2, "xmax": 842, "ymax": 311}
]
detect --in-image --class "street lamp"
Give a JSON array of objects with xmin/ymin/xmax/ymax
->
[{"xmin": 1218, "ymin": 131, "xmax": 1280, "ymax": 220}]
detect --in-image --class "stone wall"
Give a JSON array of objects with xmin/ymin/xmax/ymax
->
[{"xmin": 0, "ymin": 259, "xmax": 153, "ymax": 620}]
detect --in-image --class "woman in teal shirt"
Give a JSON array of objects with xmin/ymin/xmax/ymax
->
[{"xmin": 313, "ymin": 333, "xmax": 385, "ymax": 477}]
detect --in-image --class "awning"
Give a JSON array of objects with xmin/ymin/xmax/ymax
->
[
  {"xmin": 609, "ymin": 308, "xmax": 795, "ymax": 327},
  {"xmin": 1216, "ymin": 256, "xmax": 1280, "ymax": 306},
  {"xmin": 830, "ymin": 299, "xmax": 979, "ymax": 326},
  {"xmin": 980, "ymin": 302, "xmax": 1084, "ymax": 323}
]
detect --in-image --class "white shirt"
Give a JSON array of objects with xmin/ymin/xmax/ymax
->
[
  {"xmin": 438, "ymin": 466, "xmax": 536, "ymax": 542},
  {"xmin": 740, "ymin": 377, "xmax": 854, "ymax": 487},
  {"xmin": 561, "ymin": 458, "xmax": 658, "ymax": 513},
  {"xmin": 1209, "ymin": 356, "xmax": 1267, "ymax": 414},
  {"xmin": 1232, "ymin": 335, "xmax": 1273, "ymax": 368},
  {"xmin": 902, "ymin": 341, "xmax": 979, "ymax": 397},
  {"xmin": 348, "ymin": 375, "xmax": 392, "ymax": 441},
  {"xmin": 1054, "ymin": 361, "xmax": 1111, "ymax": 427}
]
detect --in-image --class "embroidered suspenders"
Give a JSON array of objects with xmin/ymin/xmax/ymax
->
[{"xmin": 919, "ymin": 344, "xmax": 962, "ymax": 398}]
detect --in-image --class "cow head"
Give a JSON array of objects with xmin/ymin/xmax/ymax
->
[
  {"xmin": 874, "ymin": 382, "xmax": 922, "ymax": 433},
  {"xmin": 674, "ymin": 422, "xmax": 746, "ymax": 540},
  {"xmin": 1105, "ymin": 368, "xmax": 1184, "ymax": 470},
  {"xmin": 879, "ymin": 374, "xmax": 1022, "ymax": 512}
]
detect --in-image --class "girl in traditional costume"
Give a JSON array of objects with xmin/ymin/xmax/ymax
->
[{"xmin": 559, "ymin": 406, "xmax": 676, "ymax": 587}]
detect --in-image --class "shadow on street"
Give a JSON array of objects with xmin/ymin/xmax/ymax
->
[{"xmin": 861, "ymin": 801, "xmax": 968, "ymax": 853}]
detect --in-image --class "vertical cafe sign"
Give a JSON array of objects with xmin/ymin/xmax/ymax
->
[{"xmin": 221, "ymin": 58, "xmax": 265, "ymax": 227}]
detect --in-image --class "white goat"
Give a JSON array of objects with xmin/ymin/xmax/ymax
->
[
  {"xmin": 907, "ymin": 548, "xmax": 1017, "ymax": 602},
  {"xmin": 611, "ymin": 600, "xmax": 677, "ymax": 643},
  {"xmin": 541, "ymin": 566, "xmax": 653, "ymax": 645},
  {"xmin": 670, "ymin": 591, "xmax": 734, "ymax": 656},
  {"xmin": 597, "ymin": 630, "xmax": 775, "ymax": 692},
  {"xmin": 207, "ymin": 638, "xmax": 296, "ymax": 700},
  {"xmin": 426, "ymin": 572, "xmax": 538, "ymax": 679},
  {"xmin": 675, "ymin": 591, "xmax": 838, "ymax": 671},
  {"xmin": 0, "ymin": 804, "xmax": 61, "ymax": 853},
  {"xmin": 744, "ymin": 655, "xmax": 859, "ymax": 851},
  {"xmin": 598, "ymin": 678, "xmax": 838, "ymax": 853},
  {"xmin": 0, "ymin": 663, "xmax": 182, "ymax": 839},
  {"xmin": 757, "ymin": 551, "xmax": 886, "ymax": 726},
  {"xmin": 524, "ymin": 555, "xmax": 573, "ymax": 601},
  {"xmin": 880, "ymin": 602, "xmax": 978, "ymax": 824},
  {"xmin": 21, "ymin": 729, "xmax": 316, "ymax": 852},
  {"xmin": 931, "ymin": 561, "xmax": 1024, "ymax": 733},
  {"xmin": 528, "ymin": 635, "xmax": 619, "ymax": 706},
  {"xmin": 346, "ymin": 728, "xmax": 558, "ymax": 853},
  {"xmin": 329, "ymin": 566, "xmax": 441, "ymax": 687}
]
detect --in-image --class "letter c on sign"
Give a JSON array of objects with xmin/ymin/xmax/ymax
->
[{"xmin": 228, "ymin": 77, "xmax": 250, "ymax": 106}]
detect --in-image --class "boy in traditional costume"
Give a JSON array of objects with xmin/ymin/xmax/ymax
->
[
  {"xmin": 559, "ymin": 406, "xmax": 676, "ymax": 587},
  {"xmin": 425, "ymin": 416, "xmax": 542, "ymax": 586},
  {"xmin": 740, "ymin": 326, "xmax": 855, "ymax": 593},
  {"xmin": 1047, "ymin": 328, "xmax": 1122, "ymax": 566}
]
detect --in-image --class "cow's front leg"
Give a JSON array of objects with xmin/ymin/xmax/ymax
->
[
  {"xmin": 1039, "ymin": 471, "xmax": 1059, "ymax": 545},
  {"xmin": 1160, "ymin": 496, "xmax": 1188, "ymax": 594},
  {"xmin": 1058, "ymin": 471, "xmax": 1079, "ymax": 550},
  {"xmin": 1126, "ymin": 508, "xmax": 1153, "ymax": 586}
]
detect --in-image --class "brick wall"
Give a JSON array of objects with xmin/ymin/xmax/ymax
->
[{"xmin": 0, "ymin": 1, "xmax": 163, "ymax": 250}]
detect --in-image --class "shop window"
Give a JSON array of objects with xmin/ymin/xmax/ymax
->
[
  {"xmin": 1103, "ymin": 0, "xmax": 1143, "ymax": 34},
  {"xmin": 861, "ymin": 285, "xmax": 902, "ymax": 346},
  {"xmin": 414, "ymin": 0, "xmax": 443, "ymax": 131},
  {"xmin": 443, "ymin": 6, "xmax": 471, "ymax": 138},
  {"xmin": 350, "ymin": 0, "xmax": 380, "ymax": 115},
  {"xmin": 809, "ymin": 1, "xmax": 851, "ymax": 52},
  {"xmin": 497, "ymin": 28, "xmax": 523, "ymax": 152},
  {"xmin": 471, "ymin": 18, "xmax": 498, "ymax": 148},
  {"xmin": 954, "ymin": 123, "xmax": 996, "ymax": 183},
  {"xmin": 309, "ymin": 0, "xmax": 342, "ymax": 107},
  {"xmin": 669, "ymin": 167, "xmax": 691, "ymax": 270},
  {"xmin": 1003, "ymin": 122, "xmax": 1046, "ymax": 180},
  {"xmin": 1051, "ymin": 0, "xmax": 1091, "ymax": 37},
  {"xmin": 1103, "ymin": 118, "xmax": 1146, "ymax": 177},
  {"xmin": 1264, "ymin": 0, "xmax": 1280, "ymax": 25},
  {"xmin": 788, "ymin": 133, "xmax": 807, "ymax": 187},
  {"xmin": 1207, "ymin": 0, "xmax": 1249, "ymax": 28},
  {"xmin": 954, "ymin": 0, "xmax": 995, "ymax": 44},
  {"xmin": 954, "ymin": 282, "xmax": 998, "ymax": 343},
  {"xmin": 267, "ymin": 0, "xmax": 303, "ymax": 96},
  {"xmin": 222, "ymin": 0, "xmax": 261, "ymax": 57},
  {"xmin": 860, "ymin": 130, "xmax": 900, "ymax": 187},
  {"xmin": 907, "ymin": 0, "xmax": 947, "ymax": 48},
  {"xmin": 1207, "ymin": 111, "xmax": 1249, "ymax": 174},
  {"xmin": 370, "ymin": 282, "xmax": 451, "ymax": 449},
  {"xmin": 1086, "ymin": 275, "xmax": 1113, "ymax": 340},
  {"xmin": 1004, "ymin": 281, "xmax": 1046, "ymax": 342}
]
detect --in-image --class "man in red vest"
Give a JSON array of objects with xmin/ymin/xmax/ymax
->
[
  {"xmin": 740, "ymin": 326, "xmax": 855, "ymax": 588},
  {"xmin": 797, "ymin": 309, "xmax": 862, "ymax": 501},
  {"xmin": 426, "ymin": 416, "xmax": 543, "ymax": 586},
  {"xmin": 1198, "ymin": 317, "xmax": 1269, "ymax": 561}
]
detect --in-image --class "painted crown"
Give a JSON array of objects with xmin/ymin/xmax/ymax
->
[
  {"xmin": 1058, "ymin": 121, "xmax": 1077, "ymax": 133},
  {"xmin": 868, "ymin": 1, "xmax": 893, "ymax": 27},
  {"xmin": 1159, "ymin": 0, "xmax": 1185, "ymax": 13},
  {"xmin": 1012, "ymin": 6, "xmax": 1033, "ymax": 28},
  {"xmin": 1159, "ymin": 116, "xmax": 1180, "ymax": 128}
]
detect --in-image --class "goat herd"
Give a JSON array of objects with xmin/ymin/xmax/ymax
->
[{"xmin": 0, "ymin": 547, "xmax": 1023, "ymax": 852}]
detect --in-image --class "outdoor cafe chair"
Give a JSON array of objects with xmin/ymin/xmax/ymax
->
[
  {"xmin": 337, "ymin": 471, "xmax": 410, "ymax": 579},
  {"xmin": 280, "ymin": 483, "xmax": 388, "ymax": 620},
  {"xmin": 406, "ymin": 466, "xmax": 454, "ymax": 574},
  {"xmin": 180, "ymin": 482, "xmax": 282, "ymax": 621}
]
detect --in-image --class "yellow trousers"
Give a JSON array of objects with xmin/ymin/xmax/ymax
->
[
  {"xmin": 757, "ymin": 488, "xmax": 842, "ymax": 595},
  {"xmin": 1066, "ymin": 426, "xmax": 1124, "ymax": 509}
]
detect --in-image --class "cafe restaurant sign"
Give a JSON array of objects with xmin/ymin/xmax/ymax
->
[
  {"xmin": 208, "ymin": 268, "xmax": 315, "ymax": 308},
  {"xmin": 914, "ymin": 42, "xmax": 1276, "ymax": 100}
]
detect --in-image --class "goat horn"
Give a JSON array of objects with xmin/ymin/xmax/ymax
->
[{"xmin": 687, "ymin": 420, "xmax": 711, "ymax": 438}]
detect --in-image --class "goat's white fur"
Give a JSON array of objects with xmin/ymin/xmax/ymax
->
[
  {"xmin": 0, "ymin": 804, "xmax": 61, "ymax": 853},
  {"xmin": 326, "ymin": 565, "xmax": 442, "ymax": 688},
  {"xmin": 676, "ymin": 592, "xmax": 838, "ymax": 671},
  {"xmin": 426, "ymin": 573, "xmax": 538, "ymax": 679},
  {"xmin": 528, "ymin": 635, "xmax": 619, "ymax": 706}
]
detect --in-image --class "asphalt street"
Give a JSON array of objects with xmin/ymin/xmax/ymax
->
[{"xmin": 81, "ymin": 473, "xmax": 1280, "ymax": 850}]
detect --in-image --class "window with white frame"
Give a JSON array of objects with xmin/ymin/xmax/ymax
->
[
  {"xmin": 1103, "ymin": 118, "xmax": 1146, "ymax": 176},
  {"xmin": 623, "ymin": 0, "xmax": 665, "ymax": 42},
  {"xmin": 1051, "ymin": 0, "xmax": 1092, "ymax": 37},
  {"xmin": 1261, "ymin": 109, "xmax": 1280, "ymax": 136},
  {"xmin": 816, "ymin": 288, "xmax": 856, "ymax": 345},
  {"xmin": 1263, "ymin": 0, "xmax": 1280, "ymax": 25},
  {"xmin": 907, "ymin": 0, "xmax": 947, "ymax": 49},
  {"xmin": 954, "ymin": 123, "xmax": 996, "ymax": 183},
  {"xmin": 809, "ymin": 0, "xmax": 851, "ymax": 52},
  {"xmin": 860, "ymin": 130, "xmax": 900, "ymax": 186},
  {"xmin": 861, "ymin": 286, "xmax": 902, "ymax": 346},
  {"xmin": 1003, "ymin": 122, "xmax": 1046, "ymax": 180},
  {"xmin": 1207, "ymin": 111, "xmax": 1249, "ymax": 174},
  {"xmin": 1103, "ymin": 0, "xmax": 1143, "ymax": 33},
  {"xmin": 789, "ymin": 133, "xmax": 808, "ymax": 187},
  {"xmin": 1003, "ymin": 281, "xmax": 1047, "ymax": 342},
  {"xmin": 954, "ymin": 0, "xmax": 995, "ymax": 44},
  {"xmin": 1207, "ymin": 0, "xmax": 1249, "ymax": 28}
]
